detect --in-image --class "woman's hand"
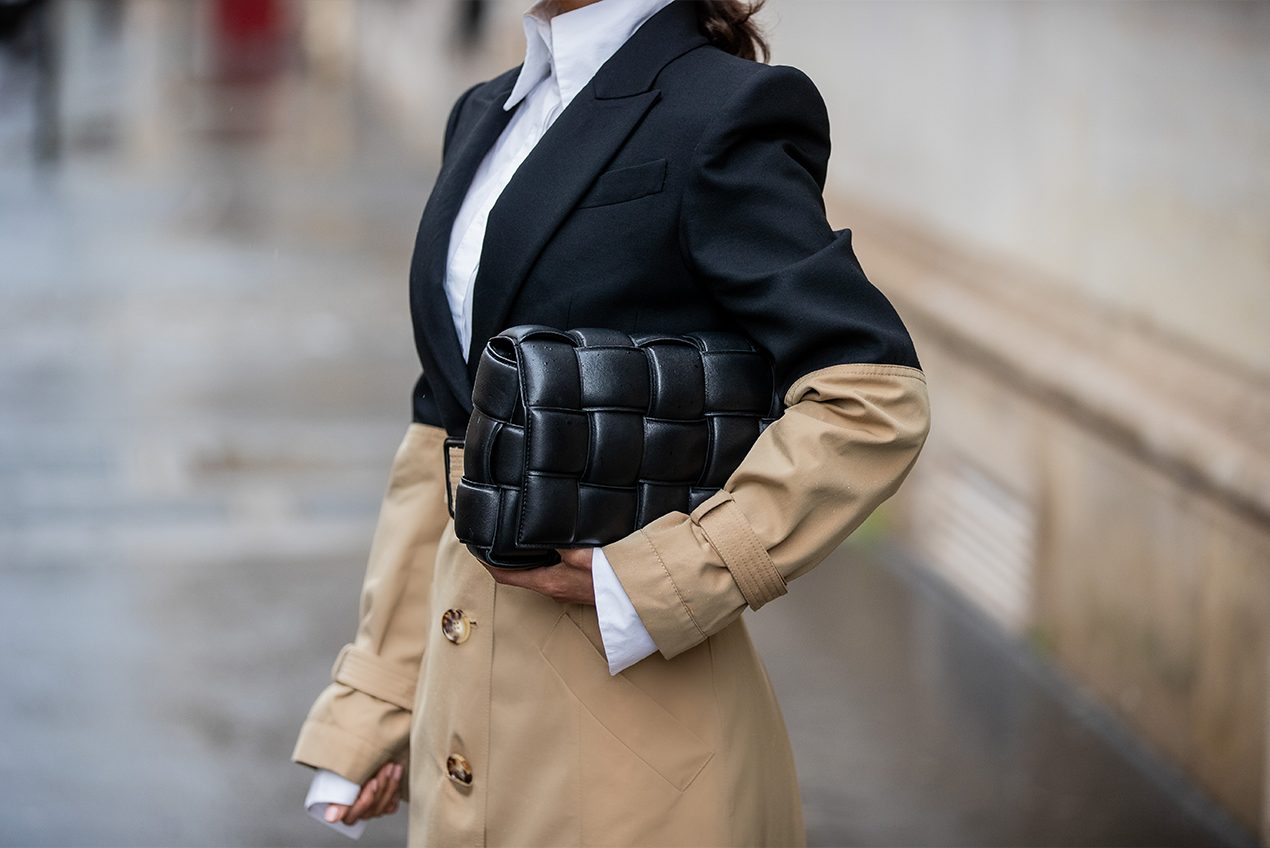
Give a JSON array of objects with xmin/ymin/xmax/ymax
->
[
  {"xmin": 324, "ymin": 761, "xmax": 403, "ymax": 826},
  {"xmin": 482, "ymin": 547, "xmax": 595, "ymax": 604}
]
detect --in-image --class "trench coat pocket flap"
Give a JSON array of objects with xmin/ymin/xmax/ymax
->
[
  {"xmin": 540, "ymin": 612, "xmax": 713, "ymax": 791},
  {"xmin": 575, "ymin": 158, "xmax": 667, "ymax": 209}
]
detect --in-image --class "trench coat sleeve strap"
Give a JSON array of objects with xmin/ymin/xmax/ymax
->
[
  {"xmin": 290, "ymin": 421, "xmax": 450, "ymax": 785},
  {"xmin": 600, "ymin": 64, "xmax": 932, "ymax": 660}
]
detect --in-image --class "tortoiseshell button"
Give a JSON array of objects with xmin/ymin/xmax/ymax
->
[
  {"xmin": 441, "ymin": 608, "xmax": 473, "ymax": 644},
  {"xmin": 446, "ymin": 753, "xmax": 473, "ymax": 786}
]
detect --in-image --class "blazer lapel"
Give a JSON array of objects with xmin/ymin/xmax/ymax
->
[
  {"xmin": 464, "ymin": 0, "xmax": 709, "ymax": 383},
  {"xmin": 463, "ymin": 87, "xmax": 659, "ymax": 380},
  {"xmin": 412, "ymin": 0, "xmax": 709, "ymax": 409},
  {"xmin": 409, "ymin": 72, "xmax": 520, "ymax": 419}
]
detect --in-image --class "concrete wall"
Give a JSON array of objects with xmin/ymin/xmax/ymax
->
[
  {"xmin": 779, "ymin": 3, "xmax": 1270, "ymax": 839},
  {"xmin": 774, "ymin": 1, "xmax": 1270, "ymax": 378}
]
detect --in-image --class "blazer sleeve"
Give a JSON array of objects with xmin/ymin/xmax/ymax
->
[{"xmin": 600, "ymin": 64, "xmax": 932, "ymax": 660}]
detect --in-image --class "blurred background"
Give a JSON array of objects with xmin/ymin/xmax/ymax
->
[{"xmin": 0, "ymin": 1, "xmax": 1266, "ymax": 846}]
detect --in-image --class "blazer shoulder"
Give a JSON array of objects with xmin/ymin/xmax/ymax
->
[
  {"xmin": 664, "ymin": 46, "xmax": 823, "ymax": 105},
  {"xmin": 443, "ymin": 65, "xmax": 521, "ymax": 156},
  {"xmin": 658, "ymin": 51, "xmax": 830, "ymax": 168},
  {"xmin": 659, "ymin": 49, "xmax": 829, "ymax": 147}
]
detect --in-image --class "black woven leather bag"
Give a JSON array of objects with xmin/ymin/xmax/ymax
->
[{"xmin": 445, "ymin": 325, "xmax": 780, "ymax": 569}]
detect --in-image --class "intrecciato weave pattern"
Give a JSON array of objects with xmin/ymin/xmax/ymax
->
[{"xmin": 450, "ymin": 325, "xmax": 780, "ymax": 569}]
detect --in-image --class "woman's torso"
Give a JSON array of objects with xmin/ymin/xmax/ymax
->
[
  {"xmin": 401, "ymin": 5, "xmax": 812, "ymax": 844},
  {"xmin": 406, "ymin": 1, "xmax": 801, "ymax": 438}
]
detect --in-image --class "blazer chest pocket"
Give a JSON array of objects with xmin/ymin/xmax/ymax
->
[{"xmin": 575, "ymin": 158, "xmax": 667, "ymax": 209}]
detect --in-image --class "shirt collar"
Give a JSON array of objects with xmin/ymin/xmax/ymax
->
[{"xmin": 503, "ymin": 0, "xmax": 678, "ymax": 111}]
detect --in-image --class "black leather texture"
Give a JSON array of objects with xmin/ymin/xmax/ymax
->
[{"xmin": 450, "ymin": 325, "xmax": 781, "ymax": 569}]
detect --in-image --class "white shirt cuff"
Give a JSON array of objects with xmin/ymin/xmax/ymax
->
[
  {"xmin": 592, "ymin": 545, "xmax": 658, "ymax": 675},
  {"xmin": 304, "ymin": 768, "xmax": 366, "ymax": 840}
]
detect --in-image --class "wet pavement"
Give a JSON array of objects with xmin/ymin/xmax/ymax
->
[{"xmin": 0, "ymin": 5, "xmax": 1251, "ymax": 847}]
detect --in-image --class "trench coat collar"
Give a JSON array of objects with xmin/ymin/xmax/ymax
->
[{"xmin": 411, "ymin": 0, "xmax": 709, "ymax": 416}]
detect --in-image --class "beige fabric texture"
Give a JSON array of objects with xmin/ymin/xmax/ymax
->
[
  {"xmin": 292, "ymin": 423, "xmax": 450, "ymax": 791},
  {"xmin": 291, "ymin": 362, "xmax": 931, "ymax": 846}
]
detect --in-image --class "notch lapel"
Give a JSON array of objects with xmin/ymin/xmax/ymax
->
[
  {"xmin": 464, "ymin": 87, "xmax": 659, "ymax": 378},
  {"xmin": 464, "ymin": 0, "xmax": 709, "ymax": 384},
  {"xmin": 412, "ymin": 0, "xmax": 709, "ymax": 410}
]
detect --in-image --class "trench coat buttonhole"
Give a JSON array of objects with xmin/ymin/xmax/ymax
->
[
  {"xmin": 446, "ymin": 753, "xmax": 474, "ymax": 786},
  {"xmin": 441, "ymin": 608, "xmax": 475, "ymax": 644}
]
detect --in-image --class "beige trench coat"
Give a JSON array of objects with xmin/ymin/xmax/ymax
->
[{"xmin": 293, "ymin": 363, "xmax": 930, "ymax": 846}]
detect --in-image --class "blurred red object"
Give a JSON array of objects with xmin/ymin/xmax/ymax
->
[{"xmin": 212, "ymin": 0, "xmax": 286, "ymax": 82}]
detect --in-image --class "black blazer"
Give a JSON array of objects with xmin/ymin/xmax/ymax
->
[{"xmin": 407, "ymin": 0, "xmax": 920, "ymax": 438}]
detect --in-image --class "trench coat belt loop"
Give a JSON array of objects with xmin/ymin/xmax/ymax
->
[{"xmin": 443, "ymin": 436, "xmax": 465, "ymax": 520}]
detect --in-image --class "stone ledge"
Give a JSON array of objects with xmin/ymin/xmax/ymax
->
[{"xmin": 830, "ymin": 197, "xmax": 1270, "ymax": 528}]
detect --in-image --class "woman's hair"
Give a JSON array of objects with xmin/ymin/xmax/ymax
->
[{"xmin": 696, "ymin": 0, "xmax": 769, "ymax": 64}]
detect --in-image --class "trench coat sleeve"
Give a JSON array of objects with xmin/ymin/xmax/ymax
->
[
  {"xmin": 291, "ymin": 420, "xmax": 449, "ymax": 785},
  {"xmin": 290, "ymin": 420, "xmax": 449, "ymax": 783},
  {"xmin": 600, "ymin": 64, "xmax": 932, "ymax": 660}
]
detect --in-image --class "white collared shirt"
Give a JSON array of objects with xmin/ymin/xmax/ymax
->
[
  {"xmin": 445, "ymin": 0, "xmax": 676, "ymax": 357},
  {"xmin": 305, "ymin": 0, "xmax": 669, "ymax": 835},
  {"xmin": 449, "ymin": 0, "xmax": 667, "ymax": 683}
]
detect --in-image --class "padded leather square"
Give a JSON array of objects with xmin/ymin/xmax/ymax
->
[
  {"xmin": 568, "ymin": 327, "xmax": 635, "ymax": 347},
  {"xmin": 463, "ymin": 410, "xmax": 500, "ymax": 484},
  {"xmin": 471, "ymin": 345, "xmax": 522, "ymax": 422},
  {"xmin": 489, "ymin": 422, "xmax": 525, "ymax": 487},
  {"xmin": 640, "ymin": 418, "xmax": 708, "ymax": 482},
  {"xmin": 521, "ymin": 339, "xmax": 581, "ymax": 408},
  {"xmin": 637, "ymin": 481, "xmax": 691, "ymax": 524},
  {"xmin": 521, "ymin": 474, "xmax": 578, "ymax": 542},
  {"xmin": 488, "ymin": 487, "xmax": 554, "ymax": 568},
  {"xmin": 453, "ymin": 480, "xmax": 501, "ymax": 546},
  {"xmin": 574, "ymin": 485, "xmax": 638, "ymax": 544},
  {"xmin": 577, "ymin": 346, "xmax": 649, "ymax": 410},
  {"xmin": 646, "ymin": 343, "xmax": 705, "ymax": 419},
  {"xmin": 687, "ymin": 487, "xmax": 715, "ymax": 512},
  {"xmin": 575, "ymin": 158, "xmax": 667, "ymax": 209},
  {"xmin": 701, "ymin": 415, "xmax": 761, "ymax": 486},
  {"xmin": 583, "ymin": 411, "xmax": 644, "ymax": 485},
  {"xmin": 527, "ymin": 409, "xmax": 589, "ymax": 474}
]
